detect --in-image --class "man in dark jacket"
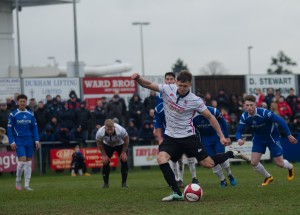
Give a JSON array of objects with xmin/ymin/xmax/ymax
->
[
  {"xmin": 74, "ymin": 101, "xmax": 92, "ymax": 144},
  {"xmin": 34, "ymin": 101, "xmax": 50, "ymax": 135}
]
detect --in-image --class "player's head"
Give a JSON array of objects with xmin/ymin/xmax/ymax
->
[
  {"xmin": 164, "ymin": 72, "xmax": 175, "ymax": 84},
  {"xmin": 104, "ymin": 119, "xmax": 115, "ymax": 136},
  {"xmin": 244, "ymin": 95, "xmax": 256, "ymax": 115},
  {"xmin": 176, "ymin": 70, "xmax": 192, "ymax": 96},
  {"xmin": 17, "ymin": 94, "xmax": 28, "ymax": 111}
]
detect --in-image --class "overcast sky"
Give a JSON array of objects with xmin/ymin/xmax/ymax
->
[{"xmin": 15, "ymin": 0, "xmax": 300, "ymax": 76}]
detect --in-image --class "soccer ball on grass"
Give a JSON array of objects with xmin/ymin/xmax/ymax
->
[{"xmin": 183, "ymin": 183, "xmax": 203, "ymax": 202}]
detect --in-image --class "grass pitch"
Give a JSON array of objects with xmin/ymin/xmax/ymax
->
[{"xmin": 0, "ymin": 162, "xmax": 300, "ymax": 215}]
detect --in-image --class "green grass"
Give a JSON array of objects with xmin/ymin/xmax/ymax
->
[{"xmin": 0, "ymin": 163, "xmax": 300, "ymax": 215}]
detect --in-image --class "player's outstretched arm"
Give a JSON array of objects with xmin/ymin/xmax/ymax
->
[{"xmin": 131, "ymin": 73, "xmax": 159, "ymax": 92}]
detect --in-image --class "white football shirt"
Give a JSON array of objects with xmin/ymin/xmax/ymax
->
[
  {"xmin": 158, "ymin": 84, "xmax": 207, "ymax": 138},
  {"xmin": 95, "ymin": 123, "xmax": 128, "ymax": 147}
]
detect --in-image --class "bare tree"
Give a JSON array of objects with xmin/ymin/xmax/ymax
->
[{"xmin": 200, "ymin": 61, "xmax": 227, "ymax": 75}]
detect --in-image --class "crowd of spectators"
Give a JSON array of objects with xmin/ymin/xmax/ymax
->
[{"xmin": 1, "ymin": 87, "xmax": 300, "ymax": 149}]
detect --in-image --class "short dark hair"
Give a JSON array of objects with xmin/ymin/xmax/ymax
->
[
  {"xmin": 244, "ymin": 95, "xmax": 256, "ymax": 103},
  {"xmin": 17, "ymin": 94, "xmax": 28, "ymax": 101},
  {"xmin": 176, "ymin": 70, "xmax": 192, "ymax": 83},
  {"xmin": 164, "ymin": 72, "xmax": 175, "ymax": 79}
]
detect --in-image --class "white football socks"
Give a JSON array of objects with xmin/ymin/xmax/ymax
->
[
  {"xmin": 16, "ymin": 161, "xmax": 25, "ymax": 182},
  {"xmin": 187, "ymin": 157, "xmax": 197, "ymax": 179},
  {"xmin": 212, "ymin": 164, "xmax": 225, "ymax": 181},
  {"xmin": 253, "ymin": 162, "xmax": 271, "ymax": 178},
  {"xmin": 283, "ymin": 159, "xmax": 293, "ymax": 169},
  {"xmin": 169, "ymin": 161, "xmax": 180, "ymax": 181},
  {"xmin": 221, "ymin": 160, "xmax": 232, "ymax": 176},
  {"xmin": 24, "ymin": 161, "xmax": 32, "ymax": 187}
]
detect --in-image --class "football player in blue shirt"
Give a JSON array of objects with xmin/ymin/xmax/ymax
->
[
  {"xmin": 236, "ymin": 95, "xmax": 297, "ymax": 186},
  {"xmin": 193, "ymin": 106, "xmax": 236, "ymax": 187},
  {"xmin": 7, "ymin": 94, "xmax": 40, "ymax": 191}
]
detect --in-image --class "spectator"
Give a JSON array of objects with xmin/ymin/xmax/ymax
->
[
  {"xmin": 126, "ymin": 119, "xmax": 139, "ymax": 146},
  {"xmin": 101, "ymin": 96, "xmax": 108, "ymax": 110},
  {"xmin": 263, "ymin": 88, "xmax": 275, "ymax": 109},
  {"xmin": 270, "ymin": 97, "xmax": 280, "ymax": 115},
  {"xmin": 58, "ymin": 102, "xmax": 75, "ymax": 131},
  {"xmin": 48, "ymin": 97, "xmax": 63, "ymax": 119},
  {"xmin": 220, "ymin": 107, "xmax": 230, "ymax": 124},
  {"xmin": 286, "ymin": 88, "xmax": 297, "ymax": 117},
  {"xmin": 215, "ymin": 88, "xmax": 230, "ymax": 110},
  {"xmin": 70, "ymin": 125, "xmax": 86, "ymax": 145},
  {"xmin": 143, "ymin": 91, "xmax": 158, "ymax": 118},
  {"xmin": 229, "ymin": 94, "xmax": 242, "ymax": 116},
  {"xmin": 0, "ymin": 102, "xmax": 11, "ymax": 130},
  {"xmin": 56, "ymin": 123, "xmax": 71, "ymax": 144},
  {"xmin": 128, "ymin": 93, "xmax": 143, "ymax": 129},
  {"xmin": 0, "ymin": 127, "xmax": 9, "ymax": 152},
  {"xmin": 28, "ymin": 98, "xmax": 37, "ymax": 112},
  {"xmin": 68, "ymin": 90, "xmax": 81, "ymax": 111},
  {"xmin": 138, "ymin": 120, "xmax": 154, "ymax": 146},
  {"xmin": 91, "ymin": 124, "xmax": 101, "ymax": 140},
  {"xmin": 34, "ymin": 101, "xmax": 50, "ymax": 135},
  {"xmin": 254, "ymin": 88, "xmax": 265, "ymax": 107},
  {"xmin": 204, "ymin": 92, "xmax": 213, "ymax": 106},
  {"xmin": 71, "ymin": 145, "xmax": 91, "ymax": 176},
  {"xmin": 144, "ymin": 108, "xmax": 155, "ymax": 124},
  {"xmin": 44, "ymin": 94, "xmax": 52, "ymax": 110},
  {"xmin": 45, "ymin": 116, "xmax": 59, "ymax": 139},
  {"xmin": 94, "ymin": 100, "xmax": 106, "ymax": 127},
  {"xmin": 228, "ymin": 114, "xmax": 239, "ymax": 135},
  {"xmin": 5, "ymin": 97, "xmax": 16, "ymax": 111},
  {"xmin": 211, "ymin": 99, "xmax": 218, "ymax": 108},
  {"xmin": 55, "ymin": 95, "xmax": 63, "ymax": 107},
  {"xmin": 106, "ymin": 95, "xmax": 127, "ymax": 126},
  {"xmin": 74, "ymin": 101, "xmax": 92, "ymax": 143},
  {"xmin": 277, "ymin": 97, "xmax": 293, "ymax": 119}
]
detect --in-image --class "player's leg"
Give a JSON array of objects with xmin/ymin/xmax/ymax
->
[
  {"xmin": 204, "ymin": 143, "xmax": 227, "ymax": 187},
  {"xmin": 169, "ymin": 160, "xmax": 179, "ymax": 182},
  {"xmin": 24, "ymin": 141, "xmax": 34, "ymax": 191},
  {"xmin": 116, "ymin": 145, "xmax": 129, "ymax": 188},
  {"xmin": 270, "ymin": 141, "xmax": 294, "ymax": 181},
  {"xmin": 16, "ymin": 150, "xmax": 26, "ymax": 191},
  {"xmin": 251, "ymin": 143, "xmax": 273, "ymax": 186},
  {"xmin": 177, "ymin": 157, "xmax": 184, "ymax": 188},
  {"xmin": 158, "ymin": 136, "xmax": 184, "ymax": 201},
  {"xmin": 102, "ymin": 145, "xmax": 113, "ymax": 188},
  {"xmin": 187, "ymin": 157, "xmax": 199, "ymax": 184},
  {"xmin": 251, "ymin": 152, "xmax": 273, "ymax": 186},
  {"xmin": 215, "ymin": 143, "xmax": 236, "ymax": 186}
]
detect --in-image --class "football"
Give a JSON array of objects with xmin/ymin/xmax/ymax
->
[{"xmin": 183, "ymin": 183, "xmax": 203, "ymax": 202}]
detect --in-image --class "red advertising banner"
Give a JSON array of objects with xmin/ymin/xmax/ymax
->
[
  {"xmin": 82, "ymin": 77, "xmax": 137, "ymax": 94},
  {"xmin": 50, "ymin": 148, "xmax": 119, "ymax": 170},
  {"xmin": 82, "ymin": 148, "xmax": 119, "ymax": 168},
  {"xmin": 0, "ymin": 152, "xmax": 34, "ymax": 173}
]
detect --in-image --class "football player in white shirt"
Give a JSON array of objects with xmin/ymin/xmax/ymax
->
[
  {"xmin": 132, "ymin": 70, "xmax": 246, "ymax": 201},
  {"xmin": 96, "ymin": 119, "xmax": 129, "ymax": 188}
]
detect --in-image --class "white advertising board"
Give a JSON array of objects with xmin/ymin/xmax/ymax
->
[
  {"xmin": 245, "ymin": 75, "xmax": 296, "ymax": 98},
  {"xmin": 23, "ymin": 78, "xmax": 80, "ymax": 102},
  {"xmin": 133, "ymin": 145, "xmax": 159, "ymax": 166},
  {"xmin": 0, "ymin": 78, "xmax": 21, "ymax": 101}
]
